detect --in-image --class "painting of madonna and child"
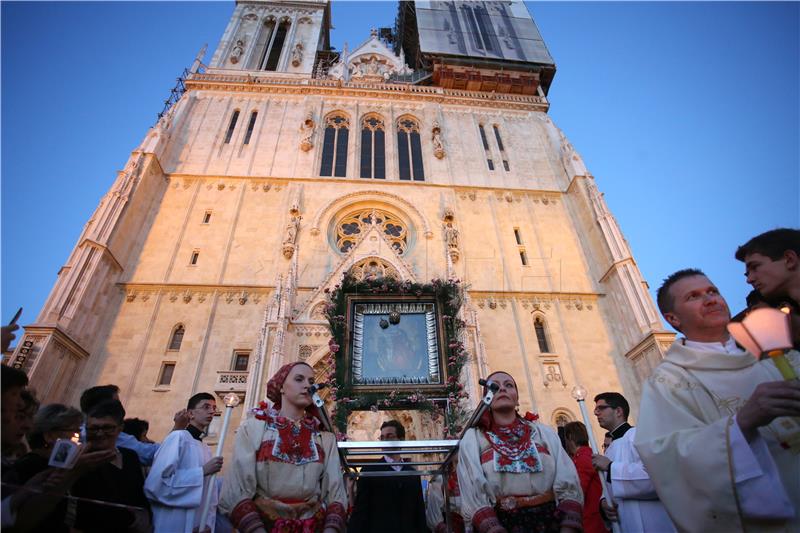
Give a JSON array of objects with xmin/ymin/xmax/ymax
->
[{"xmin": 350, "ymin": 301, "xmax": 443, "ymax": 388}]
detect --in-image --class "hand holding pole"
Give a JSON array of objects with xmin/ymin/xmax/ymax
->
[
  {"xmin": 572, "ymin": 385, "xmax": 622, "ymax": 533},
  {"xmin": 199, "ymin": 392, "xmax": 240, "ymax": 528}
]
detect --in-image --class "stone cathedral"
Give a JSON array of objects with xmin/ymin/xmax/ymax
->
[{"xmin": 11, "ymin": 0, "xmax": 673, "ymax": 446}]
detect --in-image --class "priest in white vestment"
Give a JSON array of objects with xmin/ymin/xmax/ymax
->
[
  {"xmin": 591, "ymin": 392, "xmax": 675, "ymax": 533},
  {"xmin": 635, "ymin": 269, "xmax": 799, "ymax": 533},
  {"xmin": 145, "ymin": 392, "xmax": 223, "ymax": 533}
]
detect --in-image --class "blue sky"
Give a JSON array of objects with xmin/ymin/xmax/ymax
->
[{"xmin": 2, "ymin": 1, "xmax": 798, "ymax": 336}]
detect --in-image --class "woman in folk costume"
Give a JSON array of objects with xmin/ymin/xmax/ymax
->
[
  {"xmin": 457, "ymin": 371, "xmax": 583, "ymax": 533},
  {"xmin": 219, "ymin": 362, "xmax": 347, "ymax": 533}
]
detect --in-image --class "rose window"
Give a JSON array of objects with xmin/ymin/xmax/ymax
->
[{"xmin": 336, "ymin": 209, "xmax": 408, "ymax": 255}]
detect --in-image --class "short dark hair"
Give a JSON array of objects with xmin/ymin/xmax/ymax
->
[
  {"xmin": 563, "ymin": 421, "xmax": 589, "ymax": 447},
  {"xmin": 87, "ymin": 399, "xmax": 126, "ymax": 425},
  {"xmin": 656, "ymin": 268, "xmax": 707, "ymax": 315},
  {"xmin": 380, "ymin": 419, "xmax": 405, "ymax": 440},
  {"xmin": 1, "ymin": 365, "xmax": 28, "ymax": 394},
  {"xmin": 187, "ymin": 392, "xmax": 215, "ymax": 410},
  {"xmin": 735, "ymin": 228, "xmax": 800, "ymax": 262},
  {"xmin": 19, "ymin": 389, "xmax": 39, "ymax": 415},
  {"xmin": 593, "ymin": 392, "xmax": 630, "ymax": 420},
  {"xmin": 122, "ymin": 418, "xmax": 150, "ymax": 440},
  {"xmin": 80, "ymin": 385, "xmax": 120, "ymax": 413}
]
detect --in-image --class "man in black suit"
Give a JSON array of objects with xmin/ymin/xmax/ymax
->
[{"xmin": 348, "ymin": 420, "xmax": 429, "ymax": 533}]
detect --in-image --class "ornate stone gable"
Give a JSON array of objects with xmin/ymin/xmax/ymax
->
[{"xmin": 327, "ymin": 29, "xmax": 412, "ymax": 82}]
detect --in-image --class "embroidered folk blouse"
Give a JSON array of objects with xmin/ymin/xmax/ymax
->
[
  {"xmin": 457, "ymin": 419, "xmax": 583, "ymax": 533},
  {"xmin": 219, "ymin": 408, "xmax": 347, "ymax": 533}
]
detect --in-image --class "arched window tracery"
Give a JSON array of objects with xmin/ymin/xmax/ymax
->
[
  {"xmin": 335, "ymin": 208, "xmax": 408, "ymax": 255},
  {"xmin": 360, "ymin": 115, "xmax": 386, "ymax": 180},
  {"xmin": 168, "ymin": 324, "xmax": 185, "ymax": 351},
  {"xmin": 397, "ymin": 117, "xmax": 424, "ymax": 181},
  {"xmin": 320, "ymin": 113, "xmax": 350, "ymax": 177}
]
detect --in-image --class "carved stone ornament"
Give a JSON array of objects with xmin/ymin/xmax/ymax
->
[
  {"xmin": 299, "ymin": 112, "xmax": 315, "ymax": 152},
  {"xmin": 282, "ymin": 214, "xmax": 301, "ymax": 259},
  {"xmin": 291, "ymin": 42, "xmax": 304, "ymax": 67},
  {"xmin": 230, "ymin": 39, "xmax": 245, "ymax": 64},
  {"xmin": 432, "ymin": 121, "xmax": 445, "ymax": 159},
  {"xmin": 444, "ymin": 222, "xmax": 460, "ymax": 263}
]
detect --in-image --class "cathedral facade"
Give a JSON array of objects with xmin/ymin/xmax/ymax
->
[{"xmin": 11, "ymin": 0, "xmax": 672, "ymax": 444}]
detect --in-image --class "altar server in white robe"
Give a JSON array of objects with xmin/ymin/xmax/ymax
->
[
  {"xmin": 145, "ymin": 392, "xmax": 223, "ymax": 533},
  {"xmin": 590, "ymin": 392, "xmax": 675, "ymax": 533},
  {"xmin": 635, "ymin": 269, "xmax": 798, "ymax": 533}
]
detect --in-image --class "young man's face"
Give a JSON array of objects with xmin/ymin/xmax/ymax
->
[
  {"xmin": 664, "ymin": 275, "xmax": 730, "ymax": 337},
  {"xmin": 744, "ymin": 252, "xmax": 796, "ymax": 300},
  {"xmin": 380, "ymin": 425, "xmax": 400, "ymax": 441},
  {"xmin": 594, "ymin": 399, "xmax": 624, "ymax": 431},
  {"xmin": 189, "ymin": 399, "xmax": 217, "ymax": 429}
]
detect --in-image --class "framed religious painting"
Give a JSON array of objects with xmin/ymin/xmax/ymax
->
[{"xmin": 344, "ymin": 295, "xmax": 448, "ymax": 394}]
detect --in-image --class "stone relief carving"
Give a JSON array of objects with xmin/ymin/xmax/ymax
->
[
  {"xmin": 230, "ymin": 39, "xmax": 245, "ymax": 64},
  {"xmin": 291, "ymin": 43, "xmax": 304, "ymax": 67},
  {"xmin": 283, "ymin": 213, "xmax": 301, "ymax": 259},
  {"xmin": 432, "ymin": 121, "xmax": 445, "ymax": 159},
  {"xmin": 444, "ymin": 222, "xmax": 460, "ymax": 263},
  {"xmin": 299, "ymin": 112, "xmax": 315, "ymax": 152}
]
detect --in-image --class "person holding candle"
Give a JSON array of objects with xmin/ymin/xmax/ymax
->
[
  {"xmin": 457, "ymin": 371, "xmax": 583, "ymax": 533},
  {"xmin": 635, "ymin": 268, "xmax": 800, "ymax": 533},
  {"xmin": 145, "ymin": 392, "xmax": 221, "ymax": 533},
  {"xmin": 219, "ymin": 362, "xmax": 347, "ymax": 533}
]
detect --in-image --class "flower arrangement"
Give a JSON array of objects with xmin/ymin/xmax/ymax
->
[{"xmin": 323, "ymin": 273, "xmax": 469, "ymax": 436}]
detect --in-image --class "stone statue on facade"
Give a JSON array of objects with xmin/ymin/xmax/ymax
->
[
  {"xmin": 291, "ymin": 42, "xmax": 304, "ymax": 67},
  {"xmin": 282, "ymin": 214, "xmax": 301, "ymax": 259},
  {"xmin": 230, "ymin": 39, "xmax": 245, "ymax": 64},
  {"xmin": 444, "ymin": 222, "xmax": 460, "ymax": 262},
  {"xmin": 299, "ymin": 112, "xmax": 315, "ymax": 152},
  {"xmin": 432, "ymin": 121, "xmax": 445, "ymax": 159}
]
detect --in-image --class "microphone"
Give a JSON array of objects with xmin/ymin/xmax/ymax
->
[
  {"xmin": 307, "ymin": 383, "xmax": 329, "ymax": 394},
  {"xmin": 478, "ymin": 378, "xmax": 499, "ymax": 392}
]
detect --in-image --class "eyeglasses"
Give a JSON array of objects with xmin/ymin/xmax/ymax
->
[
  {"xmin": 86, "ymin": 424, "xmax": 120, "ymax": 435},
  {"xmin": 593, "ymin": 405, "xmax": 613, "ymax": 414}
]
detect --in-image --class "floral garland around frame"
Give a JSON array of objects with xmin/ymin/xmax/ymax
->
[{"xmin": 323, "ymin": 274, "xmax": 470, "ymax": 437}]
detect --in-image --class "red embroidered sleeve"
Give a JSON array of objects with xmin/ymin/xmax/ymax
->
[
  {"xmin": 229, "ymin": 499, "xmax": 263, "ymax": 533},
  {"xmin": 472, "ymin": 506, "xmax": 507, "ymax": 533},
  {"xmin": 324, "ymin": 501, "xmax": 347, "ymax": 532},
  {"xmin": 558, "ymin": 499, "xmax": 583, "ymax": 530}
]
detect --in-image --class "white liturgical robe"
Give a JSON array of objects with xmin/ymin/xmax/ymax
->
[
  {"xmin": 603, "ymin": 426, "xmax": 675, "ymax": 533},
  {"xmin": 635, "ymin": 339, "xmax": 798, "ymax": 533},
  {"xmin": 144, "ymin": 429, "xmax": 218, "ymax": 533}
]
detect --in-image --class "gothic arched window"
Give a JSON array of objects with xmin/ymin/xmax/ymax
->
[
  {"xmin": 360, "ymin": 115, "xmax": 386, "ymax": 179},
  {"xmin": 250, "ymin": 18, "xmax": 291, "ymax": 71},
  {"xmin": 320, "ymin": 113, "xmax": 350, "ymax": 177},
  {"xmin": 397, "ymin": 117, "xmax": 424, "ymax": 181},
  {"xmin": 224, "ymin": 110, "xmax": 240, "ymax": 144},
  {"xmin": 552, "ymin": 409, "xmax": 575, "ymax": 428},
  {"xmin": 168, "ymin": 324, "xmax": 185, "ymax": 351},
  {"xmin": 534, "ymin": 316, "xmax": 551, "ymax": 353},
  {"xmin": 336, "ymin": 208, "xmax": 408, "ymax": 255}
]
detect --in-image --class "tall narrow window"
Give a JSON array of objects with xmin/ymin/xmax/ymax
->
[
  {"xmin": 397, "ymin": 117, "xmax": 425, "ymax": 181},
  {"xmin": 158, "ymin": 363, "xmax": 176, "ymax": 386},
  {"xmin": 232, "ymin": 351, "xmax": 250, "ymax": 371},
  {"xmin": 190, "ymin": 251, "xmax": 199, "ymax": 265},
  {"xmin": 264, "ymin": 21, "xmax": 290, "ymax": 71},
  {"xmin": 513, "ymin": 228, "xmax": 522, "ymax": 245},
  {"xmin": 493, "ymin": 124, "xmax": 510, "ymax": 171},
  {"xmin": 519, "ymin": 250, "xmax": 528, "ymax": 266},
  {"xmin": 360, "ymin": 115, "xmax": 386, "ymax": 179},
  {"xmin": 248, "ymin": 20, "xmax": 276, "ymax": 70},
  {"xmin": 320, "ymin": 114, "xmax": 350, "ymax": 177},
  {"xmin": 224, "ymin": 110, "xmax": 240, "ymax": 144},
  {"xmin": 243, "ymin": 111, "xmax": 258, "ymax": 145},
  {"xmin": 479, "ymin": 124, "xmax": 494, "ymax": 170},
  {"xmin": 168, "ymin": 325, "xmax": 184, "ymax": 351},
  {"xmin": 493, "ymin": 125, "xmax": 505, "ymax": 151},
  {"xmin": 534, "ymin": 317, "xmax": 550, "ymax": 353},
  {"xmin": 202, "ymin": 211, "xmax": 212, "ymax": 224}
]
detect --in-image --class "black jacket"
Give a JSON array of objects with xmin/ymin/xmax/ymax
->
[{"xmin": 348, "ymin": 457, "xmax": 430, "ymax": 533}]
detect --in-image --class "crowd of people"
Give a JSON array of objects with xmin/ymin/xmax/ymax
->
[{"xmin": 0, "ymin": 227, "xmax": 798, "ymax": 533}]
